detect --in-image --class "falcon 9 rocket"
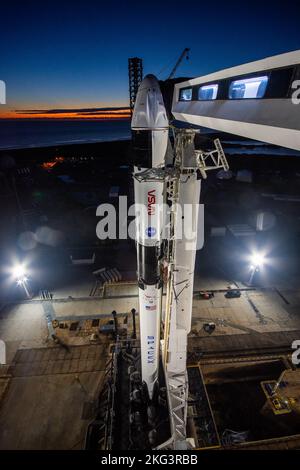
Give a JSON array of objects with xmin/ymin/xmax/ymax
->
[{"xmin": 131, "ymin": 74, "xmax": 169, "ymax": 398}]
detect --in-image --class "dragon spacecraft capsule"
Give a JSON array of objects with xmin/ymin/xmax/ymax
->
[{"xmin": 131, "ymin": 75, "xmax": 169, "ymax": 398}]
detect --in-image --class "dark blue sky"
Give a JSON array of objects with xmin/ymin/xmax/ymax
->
[{"xmin": 1, "ymin": 0, "xmax": 300, "ymax": 112}]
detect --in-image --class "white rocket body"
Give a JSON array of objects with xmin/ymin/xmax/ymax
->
[
  {"xmin": 132, "ymin": 75, "xmax": 205, "ymax": 445},
  {"xmin": 134, "ymin": 177, "xmax": 164, "ymax": 397},
  {"xmin": 132, "ymin": 75, "xmax": 168, "ymax": 398}
]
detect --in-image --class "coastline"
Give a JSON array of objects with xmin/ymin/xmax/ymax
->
[
  {"xmin": 0, "ymin": 139, "xmax": 132, "ymax": 167},
  {"xmin": 1, "ymin": 133, "xmax": 300, "ymax": 174},
  {"xmin": 0, "ymin": 119, "xmax": 131, "ymax": 154},
  {"xmin": 0, "ymin": 135, "xmax": 131, "ymax": 151}
]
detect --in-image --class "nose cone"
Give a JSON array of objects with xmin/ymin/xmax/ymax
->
[
  {"xmin": 131, "ymin": 74, "xmax": 169, "ymax": 130},
  {"xmin": 138, "ymin": 74, "xmax": 159, "ymax": 90}
]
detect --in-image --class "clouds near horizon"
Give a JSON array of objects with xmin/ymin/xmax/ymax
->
[{"xmin": 0, "ymin": 106, "xmax": 131, "ymax": 120}]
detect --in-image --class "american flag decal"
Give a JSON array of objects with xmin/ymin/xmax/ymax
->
[{"xmin": 145, "ymin": 305, "xmax": 156, "ymax": 311}]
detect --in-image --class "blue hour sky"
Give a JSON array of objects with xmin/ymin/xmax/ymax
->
[{"xmin": 0, "ymin": 0, "xmax": 300, "ymax": 115}]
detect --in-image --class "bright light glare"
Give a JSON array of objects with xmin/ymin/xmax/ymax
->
[
  {"xmin": 250, "ymin": 253, "xmax": 265, "ymax": 268},
  {"xmin": 12, "ymin": 264, "xmax": 26, "ymax": 280}
]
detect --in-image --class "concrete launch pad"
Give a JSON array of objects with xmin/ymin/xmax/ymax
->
[
  {"xmin": 0, "ymin": 345, "xmax": 107, "ymax": 449},
  {"xmin": 1, "ymin": 275, "xmax": 300, "ymax": 449}
]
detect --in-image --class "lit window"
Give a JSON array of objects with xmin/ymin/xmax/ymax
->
[
  {"xmin": 229, "ymin": 76, "xmax": 269, "ymax": 99},
  {"xmin": 198, "ymin": 84, "xmax": 218, "ymax": 100},
  {"xmin": 179, "ymin": 88, "xmax": 192, "ymax": 101}
]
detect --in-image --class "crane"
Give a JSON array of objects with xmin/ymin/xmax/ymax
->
[{"xmin": 167, "ymin": 48, "xmax": 190, "ymax": 80}]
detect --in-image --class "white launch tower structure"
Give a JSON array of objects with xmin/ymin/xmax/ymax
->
[{"xmin": 132, "ymin": 50, "xmax": 300, "ymax": 449}]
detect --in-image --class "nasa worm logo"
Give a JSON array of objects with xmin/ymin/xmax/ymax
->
[
  {"xmin": 147, "ymin": 190, "xmax": 156, "ymax": 215},
  {"xmin": 146, "ymin": 227, "xmax": 156, "ymax": 237}
]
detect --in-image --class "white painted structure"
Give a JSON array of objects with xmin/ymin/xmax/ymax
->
[
  {"xmin": 132, "ymin": 51, "xmax": 300, "ymax": 450},
  {"xmin": 172, "ymin": 50, "xmax": 300, "ymax": 151}
]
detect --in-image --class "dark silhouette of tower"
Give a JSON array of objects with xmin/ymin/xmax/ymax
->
[{"xmin": 128, "ymin": 57, "xmax": 143, "ymax": 114}]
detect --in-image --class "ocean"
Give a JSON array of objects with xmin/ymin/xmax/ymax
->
[
  {"xmin": 0, "ymin": 119, "xmax": 131, "ymax": 150},
  {"xmin": 1, "ymin": 119, "xmax": 299, "ymax": 157}
]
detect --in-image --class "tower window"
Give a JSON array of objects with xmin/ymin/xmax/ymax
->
[
  {"xmin": 229, "ymin": 76, "xmax": 269, "ymax": 99},
  {"xmin": 179, "ymin": 88, "xmax": 192, "ymax": 101},
  {"xmin": 198, "ymin": 84, "xmax": 218, "ymax": 100}
]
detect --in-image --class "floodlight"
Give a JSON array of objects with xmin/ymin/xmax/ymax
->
[
  {"xmin": 12, "ymin": 264, "xmax": 26, "ymax": 280},
  {"xmin": 250, "ymin": 253, "xmax": 265, "ymax": 269}
]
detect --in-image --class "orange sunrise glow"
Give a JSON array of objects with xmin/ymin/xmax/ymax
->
[{"xmin": 0, "ymin": 109, "xmax": 131, "ymax": 119}]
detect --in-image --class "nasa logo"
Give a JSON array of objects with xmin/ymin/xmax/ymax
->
[
  {"xmin": 147, "ymin": 190, "xmax": 156, "ymax": 215},
  {"xmin": 146, "ymin": 227, "xmax": 156, "ymax": 237}
]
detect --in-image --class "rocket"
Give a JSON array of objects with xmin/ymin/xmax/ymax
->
[{"xmin": 131, "ymin": 75, "xmax": 169, "ymax": 398}]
